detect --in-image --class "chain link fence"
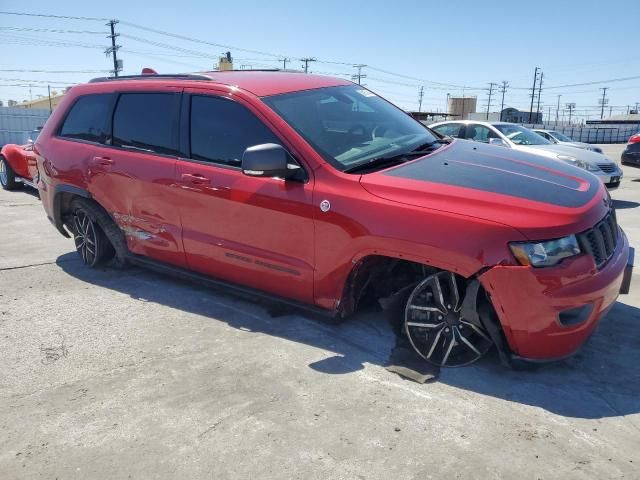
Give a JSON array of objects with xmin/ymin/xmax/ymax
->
[{"xmin": 520, "ymin": 123, "xmax": 640, "ymax": 144}]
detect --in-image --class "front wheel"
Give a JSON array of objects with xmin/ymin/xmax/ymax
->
[
  {"xmin": 0, "ymin": 156, "xmax": 20, "ymax": 191},
  {"xmin": 70, "ymin": 200, "xmax": 110, "ymax": 267},
  {"xmin": 404, "ymin": 271, "xmax": 493, "ymax": 367}
]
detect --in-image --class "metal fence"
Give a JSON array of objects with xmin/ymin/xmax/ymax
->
[
  {"xmin": 0, "ymin": 107, "xmax": 51, "ymax": 147},
  {"xmin": 520, "ymin": 123, "xmax": 640, "ymax": 144}
]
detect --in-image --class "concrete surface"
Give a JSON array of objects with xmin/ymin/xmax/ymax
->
[{"xmin": 1, "ymin": 144, "xmax": 639, "ymax": 479}]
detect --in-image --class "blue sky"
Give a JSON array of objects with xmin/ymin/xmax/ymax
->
[{"xmin": 1, "ymin": 0, "xmax": 638, "ymax": 121}]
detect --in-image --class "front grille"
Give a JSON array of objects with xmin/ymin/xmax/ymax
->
[
  {"xmin": 597, "ymin": 163, "xmax": 616, "ymax": 173},
  {"xmin": 576, "ymin": 210, "xmax": 619, "ymax": 269}
]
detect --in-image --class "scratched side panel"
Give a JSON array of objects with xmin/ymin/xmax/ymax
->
[{"xmin": 88, "ymin": 144, "xmax": 185, "ymax": 267}]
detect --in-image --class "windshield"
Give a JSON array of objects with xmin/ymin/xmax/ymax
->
[
  {"xmin": 549, "ymin": 131, "xmax": 573, "ymax": 142},
  {"xmin": 494, "ymin": 124, "xmax": 551, "ymax": 146},
  {"xmin": 262, "ymin": 85, "xmax": 438, "ymax": 171}
]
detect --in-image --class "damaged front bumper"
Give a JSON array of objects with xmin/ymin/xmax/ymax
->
[{"xmin": 478, "ymin": 230, "xmax": 631, "ymax": 362}]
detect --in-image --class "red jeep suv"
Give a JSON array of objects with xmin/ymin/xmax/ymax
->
[{"xmin": 34, "ymin": 71, "xmax": 632, "ymax": 368}]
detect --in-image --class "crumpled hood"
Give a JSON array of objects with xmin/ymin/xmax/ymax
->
[
  {"xmin": 360, "ymin": 140, "xmax": 610, "ymax": 240},
  {"xmin": 516, "ymin": 143, "xmax": 612, "ymax": 164}
]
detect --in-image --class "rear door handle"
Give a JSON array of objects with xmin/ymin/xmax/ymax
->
[
  {"xmin": 92, "ymin": 156, "xmax": 114, "ymax": 166},
  {"xmin": 181, "ymin": 173, "xmax": 210, "ymax": 184}
]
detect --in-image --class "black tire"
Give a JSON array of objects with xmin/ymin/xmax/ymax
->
[
  {"xmin": 70, "ymin": 199, "xmax": 111, "ymax": 267},
  {"xmin": 0, "ymin": 156, "xmax": 20, "ymax": 191},
  {"xmin": 68, "ymin": 198, "xmax": 129, "ymax": 268}
]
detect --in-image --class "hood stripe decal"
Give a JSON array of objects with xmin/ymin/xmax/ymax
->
[{"xmin": 384, "ymin": 142, "xmax": 600, "ymax": 208}]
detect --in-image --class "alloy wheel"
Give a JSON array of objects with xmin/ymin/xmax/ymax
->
[
  {"xmin": 0, "ymin": 158, "xmax": 7, "ymax": 186},
  {"xmin": 72, "ymin": 209, "xmax": 101, "ymax": 267},
  {"xmin": 404, "ymin": 271, "xmax": 493, "ymax": 367}
]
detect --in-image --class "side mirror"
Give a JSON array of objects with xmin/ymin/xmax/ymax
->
[
  {"xmin": 241, "ymin": 143, "xmax": 300, "ymax": 179},
  {"xmin": 489, "ymin": 138, "xmax": 508, "ymax": 148}
]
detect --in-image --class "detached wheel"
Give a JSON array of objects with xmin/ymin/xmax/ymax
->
[
  {"xmin": 404, "ymin": 271, "xmax": 493, "ymax": 367},
  {"xmin": 0, "ymin": 156, "xmax": 20, "ymax": 191},
  {"xmin": 70, "ymin": 200, "xmax": 110, "ymax": 267}
]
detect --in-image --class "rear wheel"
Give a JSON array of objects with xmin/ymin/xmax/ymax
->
[
  {"xmin": 404, "ymin": 271, "xmax": 493, "ymax": 367},
  {"xmin": 0, "ymin": 156, "xmax": 20, "ymax": 191},
  {"xmin": 70, "ymin": 200, "xmax": 110, "ymax": 267}
]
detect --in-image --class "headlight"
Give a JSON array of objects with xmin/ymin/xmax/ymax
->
[
  {"xmin": 510, "ymin": 235, "xmax": 581, "ymax": 267},
  {"xmin": 557, "ymin": 154, "xmax": 599, "ymax": 172}
]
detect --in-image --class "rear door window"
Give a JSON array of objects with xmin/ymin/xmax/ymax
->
[
  {"xmin": 112, "ymin": 93, "xmax": 179, "ymax": 155},
  {"xmin": 59, "ymin": 94, "xmax": 111, "ymax": 143},
  {"xmin": 189, "ymin": 95, "xmax": 281, "ymax": 167}
]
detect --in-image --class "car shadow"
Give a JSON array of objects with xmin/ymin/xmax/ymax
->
[
  {"xmin": 612, "ymin": 199, "xmax": 640, "ymax": 209},
  {"xmin": 56, "ymin": 252, "xmax": 640, "ymax": 420},
  {"xmin": 1, "ymin": 185, "xmax": 40, "ymax": 199}
]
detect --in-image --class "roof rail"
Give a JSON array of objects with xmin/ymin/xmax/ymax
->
[{"xmin": 89, "ymin": 73, "xmax": 212, "ymax": 83}]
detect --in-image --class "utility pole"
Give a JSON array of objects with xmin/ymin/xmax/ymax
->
[
  {"xmin": 300, "ymin": 57, "xmax": 316, "ymax": 74},
  {"xmin": 445, "ymin": 92, "xmax": 450, "ymax": 119},
  {"xmin": 279, "ymin": 57, "xmax": 290, "ymax": 70},
  {"xmin": 566, "ymin": 103, "xmax": 576, "ymax": 125},
  {"xmin": 485, "ymin": 82, "xmax": 497, "ymax": 120},
  {"xmin": 352, "ymin": 64, "xmax": 367, "ymax": 85},
  {"xmin": 555, "ymin": 94, "xmax": 562, "ymax": 125},
  {"xmin": 529, "ymin": 67, "xmax": 539, "ymax": 123},
  {"xmin": 418, "ymin": 86, "xmax": 424, "ymax": 112},
  {"xmin": 47, "ymin": 84, "xmax": 52, "ymax": 114},
  {"xmin": 535, "ymin": 71, "xmax": 543, "ymax": 124},
  {"xmin": 599, "ymin": 87, "xmax": 609, "ymax": 119},
  {"xmin": 499, "ymin": 81, "xmax": 508, "ymax": 121},
  {"xmin": 106, "ymin": 19, "xmax": 121, "ymax": 77}
]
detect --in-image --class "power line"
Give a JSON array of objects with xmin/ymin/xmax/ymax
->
[
  {"xmin": 119, "ymin": 20, "xmax": 288, "ymax": 59},
  {"xmin": 0, "ymin": 69, "xmax": 109, "ymax": 73},
  {"xmin": 0, "ymin": 10, "xmax": 109, "ymax": 21},
  {"xmin": 0, "ymin": 26, "xmax": 107, "ymax": 34}
]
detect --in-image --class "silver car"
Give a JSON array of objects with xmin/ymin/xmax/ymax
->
[
  {"xmin": 533, "ymin": 129, "xmax": 604, "ymax": 154},
  {"xmin": 430, "ymin": 121, "xmax": 622, "ymax": 189}
]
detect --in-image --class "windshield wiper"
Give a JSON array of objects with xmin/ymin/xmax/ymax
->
[
  {"xmin": 343, "ymin": 155, "xmax": 408, "ymax": 174},
  {"xmin": 343, "ymin": 141, "xmax": 445, "ymax": 174}
]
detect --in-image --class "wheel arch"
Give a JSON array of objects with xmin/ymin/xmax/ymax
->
[
  {"xmin": 336, "ymin": 253, "xmax": 513, "ymax": 365},
  {"xmin": 52, "ymin": 184, "xmax": 92, "ymax": 237}
]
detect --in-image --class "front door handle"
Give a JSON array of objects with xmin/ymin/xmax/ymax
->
[
  {"xmin": 92, "ymin": 156, "xmax": 114, "ymax": 166},
  {"xmin": 181, "ymin": 173, "xmax": 209, "ymax": 184}
]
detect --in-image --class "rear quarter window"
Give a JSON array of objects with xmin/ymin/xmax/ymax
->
[{"xmin": 59, "ymin": 94, "xmax": 111, "ymax": 143}]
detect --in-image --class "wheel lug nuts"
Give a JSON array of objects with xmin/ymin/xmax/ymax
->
[
  {"xmin": 437, "ymin": 315, "xmax": 443, "ymax": 320},
  {"xmin": 447, "ymin": 304, "xmax": 451, "ymax": 309},
  {"xmin": 445, "ymin": 327, "xmax": 450, "ymax": 332}
]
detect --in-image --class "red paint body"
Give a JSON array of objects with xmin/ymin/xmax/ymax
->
[
  {"xmin": 1, "ymin": 143, "xmax": 37, "ymax": 181},
  {"xmin": 34, "ymin": 72, "xmax": 630, "ymax": 361}
]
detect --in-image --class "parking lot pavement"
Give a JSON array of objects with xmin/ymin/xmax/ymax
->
[{"xmin": 1, "ymin": 145, "xmax": 639, "ymax": 479}]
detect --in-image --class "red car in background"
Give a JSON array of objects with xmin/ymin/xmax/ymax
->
[{"xmin": 0, "ymin": 140, "xmax": 38, "ymax": 190}]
